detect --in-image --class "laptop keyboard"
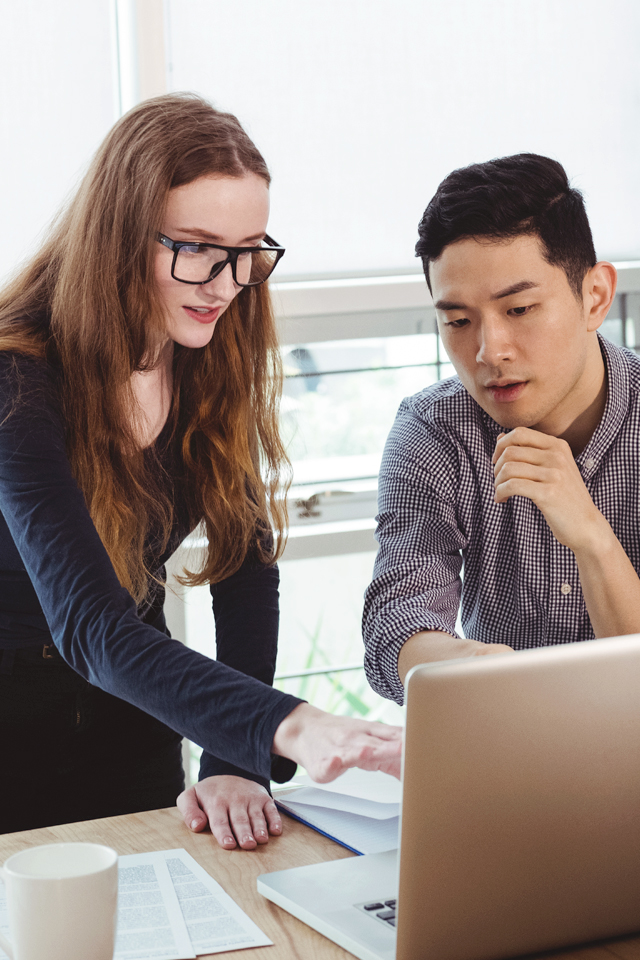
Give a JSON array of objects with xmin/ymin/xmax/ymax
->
[{"xmin": 356, "ymin": 898, "xmax": 397, "ymax": 928}]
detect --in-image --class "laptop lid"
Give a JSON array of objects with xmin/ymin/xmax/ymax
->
[{"xmin": 397, "ymin": 635, "xmax": 640, "ymax": 960}]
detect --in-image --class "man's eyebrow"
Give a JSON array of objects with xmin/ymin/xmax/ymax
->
[
  {"xmin": 434, "ymin": 280, "xmax": 540, "ymax": 311},
  {"xmin": 434, "ymin": 298, "xmax": 467, "ymax": 311},
  {"xmin": 492, "ymin": 280, "xmax": 539, "ymax": 300},
  {"xmin": 173, "ymin": 227, "xmax": 265, "ymax": 244}
]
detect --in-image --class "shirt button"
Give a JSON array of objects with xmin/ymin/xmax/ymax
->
[
  {"xmin": 560, "ymin": 583, "xmax": 572, "ymax": 595},
  {"xmin": 584, "ymin": 458, "xmax": 595, "ymax": 469}
]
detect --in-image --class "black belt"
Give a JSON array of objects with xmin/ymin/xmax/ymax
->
[{"xmin": 0, "ymin": 643, "xmax": 60, "ymax": 676}]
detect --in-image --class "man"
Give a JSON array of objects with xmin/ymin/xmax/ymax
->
[{"xmin": 363, "ymin": 153, "xmax": 640, "ymax": 704}]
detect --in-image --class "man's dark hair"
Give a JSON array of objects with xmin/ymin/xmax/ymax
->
[{"xmin": 416, "ymin": 154, "xmax": 597, "ymax": 298}]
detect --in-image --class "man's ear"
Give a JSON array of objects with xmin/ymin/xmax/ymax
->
[{"xmin": 583, "ymin": 261, "xmax": 617, "ymax": 332}]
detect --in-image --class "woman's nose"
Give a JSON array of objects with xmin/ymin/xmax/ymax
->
[{"xmin": 201, "ymin": 262, "xmax": 239, "ymax": 301}]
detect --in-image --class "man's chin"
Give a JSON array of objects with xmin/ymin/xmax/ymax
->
[{"xmin": 476, "ymin": 398, "xmax": 539, "ymax": 431}]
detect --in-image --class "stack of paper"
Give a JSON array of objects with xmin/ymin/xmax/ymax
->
[{"xmin": 275, "ymin": 769, "xmax": 401, "ymax": 855}]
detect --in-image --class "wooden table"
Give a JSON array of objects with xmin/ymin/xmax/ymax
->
[{"xmin": 2, "ymin": 808, "xmax": 640, "ymax": 960}]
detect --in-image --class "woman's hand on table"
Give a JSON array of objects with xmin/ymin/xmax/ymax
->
[
  {"xmin": 178, "ymin": 708, "xmax": 403, "ymax": 849},
  {"xmin": 272, "ymin": 703, "xmax": 403, "ymax": 781},
  {"xmin": 177, "ymin": 775, "xmax": 282, "ymax": 850}
]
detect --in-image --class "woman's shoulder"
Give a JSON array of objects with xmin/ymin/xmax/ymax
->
[{"xmin": 0, "ymin": 346, "xmax": 61, "ymax": 419}]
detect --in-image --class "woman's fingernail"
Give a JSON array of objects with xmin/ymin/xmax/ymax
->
[
  {"xmin": 223, "ymin": 836, "xmax": 235, "ymax": 845},
  {"xmin": 190, "ymin": 819, "xmax": 201, "ymax": 830},
  {"xmin": 243, "ymin": 835, "xmax": 254, "ymax": 844},
  {"xmin": 271, "ymin": 824, "xmax": 282, "ymax": 834},
  {"xmin": 256, "ymin": 830, "xmax": 268, "ymax": 838}
]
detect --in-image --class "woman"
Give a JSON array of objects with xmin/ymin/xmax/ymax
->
[{"xmin": 0, "ymin": 93, "xmax": 401, "ymax": 843}]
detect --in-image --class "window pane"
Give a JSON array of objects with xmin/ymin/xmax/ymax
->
[
  {"xmin": 176, "ymin": 554, "xmax": 405, "ymax": 731},
  {"xmin": 601, "ymin": 293, "xmax": 640, "ymax": 350},
  {"xmin": 275, "ymin": 668, "xmax": 403, "ymax": 726},
  {"xmin": 276, "ymin": 552, "xmax": 404, "ymax": 725},
  {"xmin": 283, "ymin": 333, "xmax": 443, "ymax": 486}
]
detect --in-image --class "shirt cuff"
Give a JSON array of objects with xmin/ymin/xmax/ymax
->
[
  {"xmin": 198, "ymin": 753, "xmax": 298, "ymax": 793},
  {"xmin": 365, "ymin": 613, "xmax": 461, "ymax": 705}
]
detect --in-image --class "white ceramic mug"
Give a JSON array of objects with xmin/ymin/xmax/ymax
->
[{"xmin": 0, "ymin": 842, "xmax": 118, "ymax": 960}]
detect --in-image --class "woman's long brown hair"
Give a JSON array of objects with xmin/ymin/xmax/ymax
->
[{"xmin": 0, "ymin": 93, "xmax": 289, "ymax": 601}]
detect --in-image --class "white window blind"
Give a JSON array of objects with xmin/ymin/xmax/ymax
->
[
  {"xmin": 0, "ymin": 1, "xmax": 116, "ymax": 283},
  {"xmin": 166, "ymin": 0, "xmax": 640, "ymax": 279}
]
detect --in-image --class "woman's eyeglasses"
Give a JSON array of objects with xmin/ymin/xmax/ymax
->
[{"xmin": 157, "ymin": 233, "xmax": 285, "ymax": 286}]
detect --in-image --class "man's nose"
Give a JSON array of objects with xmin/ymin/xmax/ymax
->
[{"xmin": 475, "ymin": 318, "xmax": 514, "ymax": 366}]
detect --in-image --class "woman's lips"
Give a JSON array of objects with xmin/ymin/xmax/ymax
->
[
  {"xmin": 183, "ymin": 305, "xmax": 221, "ymax": 324},
  {"xmin": 486, "ymin": 381, "xmax": 527, "ymax": 403}
]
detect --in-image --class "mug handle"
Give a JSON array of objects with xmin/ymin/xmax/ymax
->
[{"xmin": 0, "ymin": 866, "xmax": 14, "ymax": 959}]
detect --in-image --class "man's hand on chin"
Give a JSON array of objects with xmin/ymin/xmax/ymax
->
[
  {"xmin": 492, "ymin": 425, "xmax": 640, "ymax": 639},
  {"xmin": 492, "ymin": 427, "xmax": 609, "ymax": 553}
]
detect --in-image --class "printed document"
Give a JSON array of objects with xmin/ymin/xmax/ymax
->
[
  {"xmin": 116, "ymin": 851, "xmax": 196, "ymax": 959},
  {"xmin": 162, "ymin": 848, "xmax": 272, "ymax": 954}
]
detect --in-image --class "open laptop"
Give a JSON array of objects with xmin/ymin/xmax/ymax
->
[{"xmin": 258, "ymin": 634, "xmax": 640, "ymax": 960}]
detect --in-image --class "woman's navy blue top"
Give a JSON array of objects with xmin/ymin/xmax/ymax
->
[{"xmin": 0, "ymin": 351, "xmax": 300, "ymax": 788}]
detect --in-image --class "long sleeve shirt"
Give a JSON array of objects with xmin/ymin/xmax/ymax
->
[
  {"xmin": 363, "ymin": 335, "xmax": 640, "ymax": 705},
  {"xmin": 0, "ymin": 350, "xmax": 300, "ymax": 786}
]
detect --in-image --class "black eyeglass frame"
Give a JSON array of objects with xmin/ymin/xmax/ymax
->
[{"xmin": 156, "ymin": 232, "xmax": 285, "ymax": 286}]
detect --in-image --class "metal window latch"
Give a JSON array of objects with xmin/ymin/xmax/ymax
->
[
  {"xmin": 293, "ymin": 489, "xmax": 356, "ymax": 521},
  {"xmin": 294, "ymin": 494, "xmax": 321, "ymax": 519}
]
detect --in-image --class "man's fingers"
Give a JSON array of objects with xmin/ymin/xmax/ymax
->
[
  {"xmin": 495, "ymin": 461, "xmax": 555, "ymax": 489},
  {"xmin": 176, "ymin": 786, "xmax": 208, "ymax": 833},
  {"xmin": 495, "ymin": 477, "xmax": 544, "ymax": 503},
  {"xmin": 475, "ymin": 642, "xmax": 515, "ymax": 655},
  {"xmin": 492, "ymin": 426, "xmax": 560, "ymax": 463},
  {"xmin": 494, "ymin": 445, "xmax": 548, "ymax": 473}
]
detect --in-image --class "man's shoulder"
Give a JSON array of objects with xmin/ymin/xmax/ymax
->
[
  {"xmin": 382, "ymin": 375, "xmax": 484, "ymax": 478},
  {"xmin": 619, "ymin": 343, "xmax": 640, "ymax": 393},
  {"xmin": 381, "ymin": 376, "xmax": 486, "ymax": 503},
  {"xmin": 399, "ymin": 374, "xmax": 479, "ymax": 430},
  {"xmin": 600, "ymin": 337, "xmax": 640, "ymax": 411}
]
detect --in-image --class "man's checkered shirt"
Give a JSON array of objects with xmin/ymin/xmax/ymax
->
[{"xmin": 363, "ymin": 336, "xmax": 640, "ymax": 705}]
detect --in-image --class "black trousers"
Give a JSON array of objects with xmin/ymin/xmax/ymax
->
[{"xmin": 0, "ymin": 646, "xmax": 185, "ymax": 834}]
